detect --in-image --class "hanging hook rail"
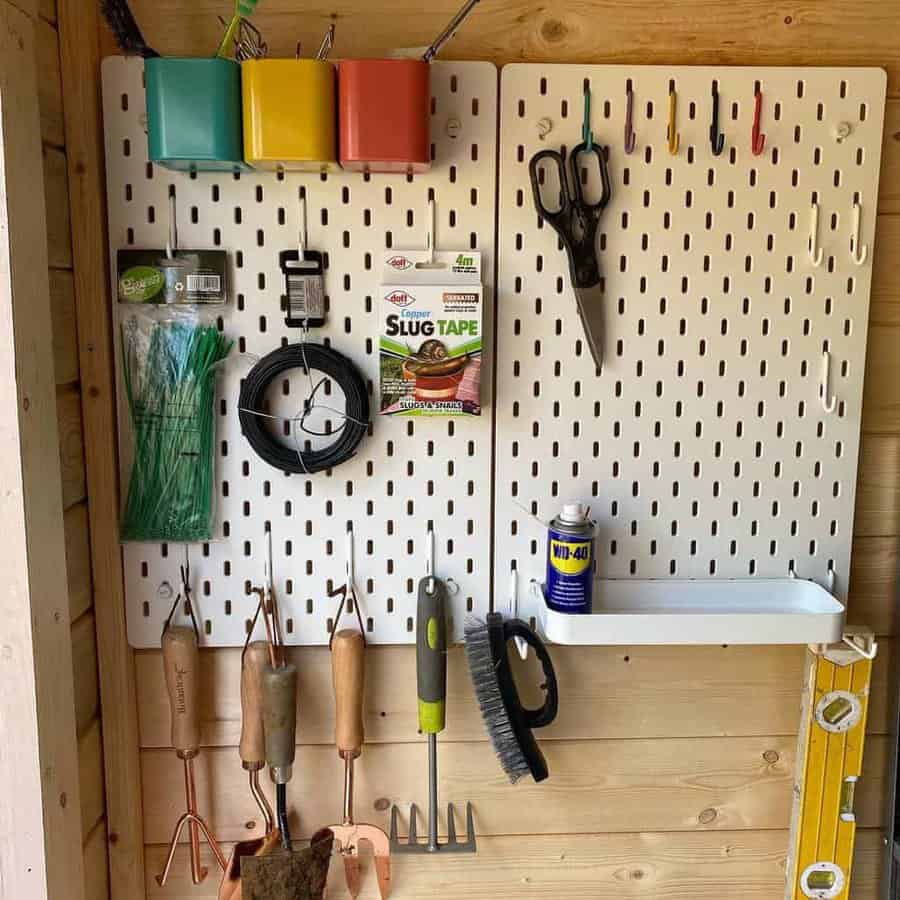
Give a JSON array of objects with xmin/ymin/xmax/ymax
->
[
  {"xmin": 751, "ymin": 88, "xmax": 766, "ymax": 156},
  {"xmin": 624, "ymin": 83, "xmax": 636, "ymax": 154},
  {"xmin": 809, "ymin": 202, "xmax": 824, "ymax": 267},
  {"xmin": 820, "ymin": 350, "xmax": 837, "ymax": 414},
  {"xmin": 709, "ymin": 81, "xmax": 725, "ymax": 156},
  {"xmin": 667, "ymin": 83, "xmax": 680, "ymax": 155},
  {"xmin": 850, "ymin": 201, "xmax": 868, "ymax": 265}
]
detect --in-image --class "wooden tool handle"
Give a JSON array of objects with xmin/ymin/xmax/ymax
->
[
  {"xmin": 239, "ymin": 641, "xmax": 269, "ymax": 768},
  {"xmin": 161, "ymin": 626, "xmax": 200, "ymax": 757},
  {"xmin": 262, "ymin": 663, "xmax": 297, "ymax": 782},
  {"xmin": 332, "ymin": 629, "xmax": 365, "ymax": 758}
]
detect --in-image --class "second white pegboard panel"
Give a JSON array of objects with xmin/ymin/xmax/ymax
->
[
  {"xmin": 493, "ymin": 66, "xmax": 887, "ymax": 617},
  {"xmin": 102, "ymin": 58, "xmax": 498, "ymax": 647}
]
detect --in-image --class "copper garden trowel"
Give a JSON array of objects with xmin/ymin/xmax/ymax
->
[{"xmin": 219, "ymin": 640, "xmax": 280, "ymax": 900}]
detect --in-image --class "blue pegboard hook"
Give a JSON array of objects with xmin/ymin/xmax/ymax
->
[{"xmin": 582, "ymin": 82, "xmax": 593, "ymax": 151}]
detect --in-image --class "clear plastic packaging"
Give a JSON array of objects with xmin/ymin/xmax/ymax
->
[{"xmin": 119, "ymin": 306, "xmax": 232, "ymax": 542}]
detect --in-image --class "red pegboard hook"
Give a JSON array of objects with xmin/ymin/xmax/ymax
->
[{"xmin": 751, "ymin": 89, "xmax": 766, "ymax": 156}]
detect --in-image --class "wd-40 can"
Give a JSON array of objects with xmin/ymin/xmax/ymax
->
[{"xmin": 545, "ymin": 502, "xmax": 596, "ymax": 614}]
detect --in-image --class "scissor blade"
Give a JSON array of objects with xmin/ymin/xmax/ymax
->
[{"xmin": 574, "ymin": 283, "xmax": 605, "ymax": 369}]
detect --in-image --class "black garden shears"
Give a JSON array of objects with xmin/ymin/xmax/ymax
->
[{"xmin": 529, "ymin": 141, "xmax": 611, "ymax": 368}]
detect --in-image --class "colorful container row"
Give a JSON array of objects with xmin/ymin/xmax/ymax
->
[{"xmin": 145, "ymin": 57, "xmax": 432, "ymax": 174}]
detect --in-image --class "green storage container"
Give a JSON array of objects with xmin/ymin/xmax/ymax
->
[{"xmin": 145, "ymin": 57, "xmax": 247, "ymax": 172}]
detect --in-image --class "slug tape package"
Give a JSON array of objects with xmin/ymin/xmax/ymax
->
[{"xmin": 379, "ymin": 250, "xmax": 483, "ymax": 417}]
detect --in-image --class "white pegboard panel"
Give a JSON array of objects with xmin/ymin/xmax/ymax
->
[
  {"xmin": 493, "ymin": 66, "xmax": 887, "ymax": 618},
  {"xmin": 101, "ymin": 57, "xmax": 498, "ymax": 647}
]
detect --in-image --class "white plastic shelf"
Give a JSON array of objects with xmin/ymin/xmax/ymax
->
[{"xmin": 537, "ymin": 578, "xmax": 845, "ymax": 645}]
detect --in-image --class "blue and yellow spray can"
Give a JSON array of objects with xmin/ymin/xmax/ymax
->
[{"xmin": 545, "ymin": 502, "xmax": 596, "ymax": 614}]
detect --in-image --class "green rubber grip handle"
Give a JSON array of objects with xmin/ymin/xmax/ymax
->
[
  {"xmin": 262, "ymin": 663, "xmax": 297, "ymax": 784},
  {"xmin": 416, "ymin": 576, "xmax": 447, "ymax": 734}
]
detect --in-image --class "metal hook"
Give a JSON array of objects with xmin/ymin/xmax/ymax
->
[
  {"xmin": 624, "ymin": 85, "xmax": 636, "ymax": 154},
  {"xmin": 425, "ymin": 196, "xmax": 435, "ymax": 264},
  {"xmin": 751, "ymin": 89, "xmax": 766, "ymax": 156},
  {"xmin": 425, "ymin": 525, "xmax": 435, "ymax": 594},
  {"xmin": 582, "ymin": 82, "xmax": 593, "ymax": 152},
  {"xmin": 667, "ymin": 86, "xmax": 680, "ymax": 156},
  {"xmin": 809, "ymin": 202, "xmax": 824, "ymax": 267},
  {"xmin": 297, "ymin": 189, "xmax": 308, "ymax": 258},
  {"xmin": 162, "ymin": 546, "xmax": 200, "ymax": 642},
  {"xmin": 327, "ymin": 523, "xmax": 367, "ymax": 647},
  {"xmin": 850, "ymin": 201, "xmax": 868, "ymax": 265},
  {"xmin": 841, "ymin": 630, "xmax": 878, "ymax": 661},
  {"xmin": 709, "ymin": 81, "xmax": 725, "ymax": 156},
  {"xmin": 165, "ymin": 187, "xmax": 177, "ymax": 259},
  {"xmin": 821, "ymin": 351, "xmax": 837, "ymax": 414},
  {"xmin": 508, "ymin": 570, "xmax": 528, "ymax": 660}
]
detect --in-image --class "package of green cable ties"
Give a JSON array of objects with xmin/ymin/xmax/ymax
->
[{"xmin": 116, "ymin": 249, "xmax": 233, "ymax": 543}]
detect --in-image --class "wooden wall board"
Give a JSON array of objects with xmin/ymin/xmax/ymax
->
[
  {"xmin": 0, "ymin": 2, "xmax": 85, "ymax": 897},
  {"xmin": 50, "ymin": 268, "xmax": 79, "ymax": 385},
  {"xmin": 78, "ymin": 719, "xmax": 106, "ymax": 839},
  {"xmin": 109, "ymin": 1, "xmax": 900, "ymax": 95},
  {"xmin": 88, "ymin": 4, "xmax": 900, "ymax": 898},
  {"xmin": 36, "ymin": 16, "xmax": 63, "ymax": 147},
  {"xmin": 863, "ymin": 326, "xmax": 900, "ymax": 431},
  {"xmin": 142, "ymin": 828, "xmax": 886, "ymax": 900},
  {"xmin": 138, "ymin": 735, "xmax": 885, "ymax": 843},
  {"xmin": 65, "ymin": 501, "xmax": 93, "ymax": 622},
  {"xmin": 83, "ymin": 824, "xmax": 110, "ymax": 900},
  {"xmin": 134, "ymin": 641, "xmax": 894, "ymax": 749},
  {"xmin": 61, "ymin": 0, "xmax": 146, "ymax": 893},
  {"xmin": 871, "ymin": 217, "xmax": 900, "ymax": 326},
  {"xmin": 57, "ymin": 382, "xmax": 85, "ymax": 509},
  {"xmin": 72, "ymin": 611, "xmax": 100, "ymax": 736},
  {"xmin": 42, "ymin": 144, "xmax": 72, "ymax": 267},
  {"xmin": 847, "ymin": 536, "xmax": 899, "ymax": 634}
]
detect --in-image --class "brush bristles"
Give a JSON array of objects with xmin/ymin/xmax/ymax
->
[
  {"xmin": 464, "ymin": 617, "xmax": 530, "ymax": 783},
  {"xmin": 100, "ymin": 0, "xmax": 158, "ymax": 58}
]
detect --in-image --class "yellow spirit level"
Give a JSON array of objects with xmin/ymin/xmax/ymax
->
[{"xmin": 785, "ymin": 628, "xmax": 877, "ymax": 900}]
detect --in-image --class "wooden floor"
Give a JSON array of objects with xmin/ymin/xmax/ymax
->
[{"xmin": 84, "ymin": 2, "xmax": 900, "ymax": 897}]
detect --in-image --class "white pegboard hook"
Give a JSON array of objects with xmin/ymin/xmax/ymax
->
[
  {"xmin": 345, "ymin": 522, "xmax": 355, "ymax": 588},
  {"xmin": 508, "ymin": 570, "xmax": 529, "ymax": 660},
  {"xmin": 809, "ymin": 202, "xmax": 824, "ymax": 267},
  {"xmin": 425, "ymin": 196, "xmax": 436, "ymax": 265},
  {"xmin": 165, "ymin": 186, "xmax": 177, "ymax": 259},
  {"xmin": 298, "ymin": 189, "xmax": 308, "ymax": 257},
  {"xmin": 820, "ymin": 351, "xmax": 837, "ymax": 414},
  {"xmin": 850, "ymin": 201, "xmax": 868, "ymax": 265}
]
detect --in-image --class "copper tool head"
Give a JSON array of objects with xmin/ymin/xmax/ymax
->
[{"xmin": 329, "ymin": 823, "xmax": 392, "ymax": 899}]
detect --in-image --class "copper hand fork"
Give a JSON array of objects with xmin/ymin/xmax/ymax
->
[{"xmin": 156, "ymin": 575, "xmax": 227, "ymax": 885}]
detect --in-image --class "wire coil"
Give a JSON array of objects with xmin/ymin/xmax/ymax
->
[{"xmin": 238, "ymin": 342, "xmax": 369, "ymax": 474}]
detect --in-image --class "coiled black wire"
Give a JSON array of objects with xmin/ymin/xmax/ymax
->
[{"xmin": 238, "ymin": 342, "xmax": 369, "ymax": 474}]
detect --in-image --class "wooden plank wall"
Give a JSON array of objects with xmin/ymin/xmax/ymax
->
[
  {"xmin": 38, "ymin": 1, "xmax": 111, "ymax": 897},
  {"xmin": 96, "ymin": 2, "xmax": 900, "ymax": 897}
]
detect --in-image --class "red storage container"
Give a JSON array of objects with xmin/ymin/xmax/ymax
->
[{"xmin": 338, "ymin": 59, "xmax": 431, "ymax": 173}]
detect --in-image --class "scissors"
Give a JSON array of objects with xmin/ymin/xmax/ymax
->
[{"xmin": 529, "ymin": 141, "xmax": 611, "ymax": 368}]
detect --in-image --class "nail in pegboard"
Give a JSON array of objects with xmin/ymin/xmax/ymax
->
[
  {"xmin": 101, "ymin": 57, "xmax": 498, "ymax": 648},
  {"xmin": 493, "ymin": 66, "xmax": 887, "ymax": 617}
]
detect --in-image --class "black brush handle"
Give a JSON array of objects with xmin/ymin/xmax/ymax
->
[{"xmin": 502, "ymin": 620, "xmax": 558, "ymax": 728}]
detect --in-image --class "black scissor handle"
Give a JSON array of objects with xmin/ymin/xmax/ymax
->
[
  {"xmin": 568, "ymin": 141, "xmax": 612, "ymax": 211},
  {"xmin": 529, "ymin": 148, "xmax": 571, "ymax": 224}
]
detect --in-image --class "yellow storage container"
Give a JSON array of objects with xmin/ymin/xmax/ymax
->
[{"xmin": 241, "ymin": 59, "xmax": 336, "ymax": 171}]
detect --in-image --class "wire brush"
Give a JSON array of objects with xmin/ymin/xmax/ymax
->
[{"xmin": 99, "ymin": 0, "xmax": 159, "ymax": 58}]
